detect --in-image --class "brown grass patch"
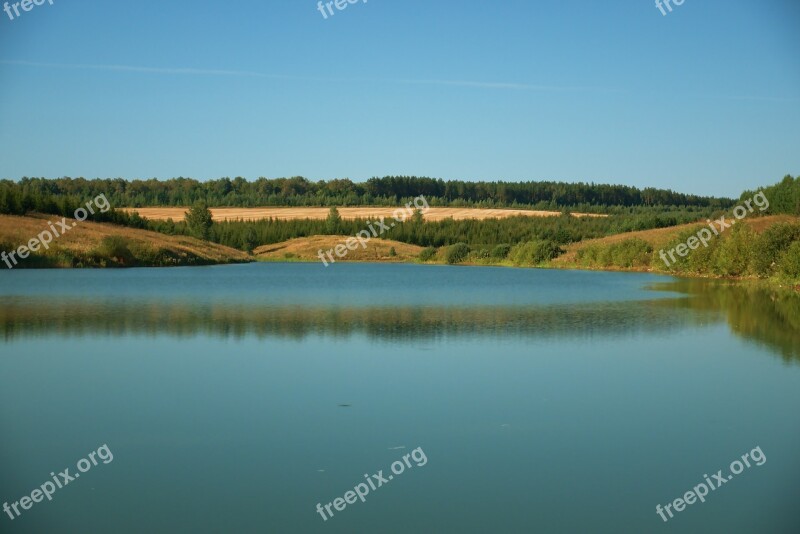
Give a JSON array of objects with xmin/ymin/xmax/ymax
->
[
  {"xmin": 0, "ymin": 213, "xmax": 249, "ymax": 265},
  {"xmin": 255, "ymin": 235, "xmax": 424, "ymax": 263}
]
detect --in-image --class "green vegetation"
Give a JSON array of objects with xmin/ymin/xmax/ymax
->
[
  {"xmin": 577, "ymin": 238, "xmax": 653, "ymax": 269},
  {"xmin": 0, "ymin": 176, "xmax": 734, "ymax": 211},
  {"xmin": 780, "ymin": 242, "xmax": 800, "ymax": 279},
  {"xmin": 325, "ymin": 206, "xmax": 342, "ymax": 233},
  {"xmin": 95, "ymin": 236, "xmax": 135, "ymax": 266},
  {"xmin": 418, "ymin": 247, "xmax": 437, "ymax": 262},
  {"xmin": 184, "ymin": 202, "xmax": 213, "ymax": 241},
  {"xmin": 445, "ymin": 243, "xmax": 470, "ymax": 264},
  {"xmin": 491, "ymin": 244, "xmax": 511, "ymax": 259},
  {"xmin": 742, "ymin": 175, "xmax": 800, "ymax": 216},
  {"xmin": 572, "ymin": 221, "xmax": 800, "ymax": 284},
  {"xmin": 509, "ymin": 240, "xmax": 564, "ymax": 266}
]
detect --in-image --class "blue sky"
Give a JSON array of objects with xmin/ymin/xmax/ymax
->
[{"xmin": 0, "ymin": 0, "xmax": 798, "ymax": 197}]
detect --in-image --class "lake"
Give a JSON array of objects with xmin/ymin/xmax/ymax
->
[{"xmin": 1, "ymin": 263, "xmax": 798, "ymax": 533}]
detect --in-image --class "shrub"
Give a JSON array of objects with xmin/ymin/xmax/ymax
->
[
  {"xmin": 713, "ymin": 224, "xmax": 755, "ymax": 277},
  {"xmin": 95, "ymin": 236, "xmax": 135, "ymax": 266},
  {"xmin": 388, "ymin": 246, "xmax": 397, "ymax": 257},
  {"xmin": 418, "ymin": 247, "xmax": 437, "ymax": 262},
  {"xmin": 445, "ymin": 243, "xmax": 470, "ymax": 264},
  {"xmin": 655, "ymin": 226, "xmax": 707, "ymax": 272},
  {"xmin": 474, "ymin": 247, "xmax": 490, "ymax": 259},
  {"xmin": 778, "ymin": 241, "xmax": 800, "ymax": 280},
  {"xmin": 509, "ymin": 240, "xmax": 564, "ymax": 266},
  {"xmin": 608, "ymin": 238, "xmax": 652, "ymax": 268},
  {"xmin": 491, "ymin": 244, "xmax": 511, "ymax": 259},
  {"xmin": 752, "ymin": 223, "xmax": 800, "ymax": 276}
]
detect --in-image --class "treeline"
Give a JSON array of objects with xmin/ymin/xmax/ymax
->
[
  {"xmin": 0, "ymin": 175, "xmax": 736, "ymax": 252},
  {"xmin": 0, "ymin": 181, "xmax": 150, "ymax": 228},
  {"xmin": 743, "ymin": 175, "xmax": 800, "ymax": 215},
  {"xmin": 0, "ymin": 176, "xmax": 734, "ymax": 211}
]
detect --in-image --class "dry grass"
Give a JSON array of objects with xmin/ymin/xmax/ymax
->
[
  {"xmin": 255, "ymin": 235, "xmax": 424, "ymax": 263},
  {"xmin": 122, "ymin": 206, "xmax": 607, "ymax": 222},
  {"xmin": 0, "ymin": 213, "xmax": 250, "ymax": 264}
]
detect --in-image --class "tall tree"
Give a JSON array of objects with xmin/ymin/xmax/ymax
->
[
  {"xmin": 185, "ymin": 202, "xmax": 213, "ymax": 240},
  {"xmin": 325, "ymin": 206, "xmax": 342, "ymax": 234}
]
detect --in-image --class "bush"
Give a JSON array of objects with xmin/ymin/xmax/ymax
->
[
  {"xmin": 655, "ymin": 226, "xmax": 706, "ymax": 272},
  {"xmin": 388, "ymin": 247, "xmax": 397, "ymax": 257},
  {"xmin": 418, "ymin": 247, "xmax": 437, "ymax": 262},
  {"xmin": 445, "ymin": 243, "xmax": 470, "ymax": 264},
  {"xmin": 608, "ymin": 238, "xmax": 652, "ymax": 268},
  {"xmin": 491, "ymin": 244, "xmax": 511, "ymax": 259},
  {"xmin": 95, "ymin": 236, "xmax": 135, "ymax": 266},
  {"xmin": 752, "ymin": 223, "xmax": 800, "ymax": 276},
  {"xmin": 509, "ymin": 240, "xmax": 564, "ymax": 266},
  {"xmin": 713, "ymin": 224, "xmax": 755, "ymax": 277},
  {"xmin": 778, "ymin": 241, "xmax": 800, "ymax": 280},
  {"xmin": 474, "ymin": 247, "xmax": 490, "ymax": 259}
]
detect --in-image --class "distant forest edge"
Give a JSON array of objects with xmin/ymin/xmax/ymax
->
[{"xmin": 0, "ymin": 175, "xmax": 739, "ymax": 212}]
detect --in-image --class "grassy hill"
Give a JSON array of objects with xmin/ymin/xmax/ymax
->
[
  {"xmin": 254, "ymin": 235, "xmax": 424, "ymax": 263},
  {"xmin": 553, "ymin": 215, "xmax": 800, "ymax": 268},
  {"xmin": 0, "ymin": 213, "xmax": 250, "ymax": 268}
]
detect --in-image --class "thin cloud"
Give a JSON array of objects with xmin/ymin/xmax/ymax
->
[
  {"xmin": 0, "ymin": 59, "xmax": 613, "ymax": 93},
  {"xmin": 391, "ymin": 77, "xmax": 618, "ymax": 93},
  {"xmin": 6, "ymin": 60, "xmax": 795, "ymax": 100},
  {"xmin": 0, "ymin": 59, "xmax": 292, "ymax": 79}
]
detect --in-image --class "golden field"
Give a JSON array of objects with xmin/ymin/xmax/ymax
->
[{"xmin": 121, "ymin": 206, "xmax": 607, "ymax": 222}]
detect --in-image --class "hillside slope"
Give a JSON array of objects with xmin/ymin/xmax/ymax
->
[
  {"xmin": 0, "ymin": 214, "xmax": 250, "ymax": 268},
  {"xmin": 255, "ymin": 235, "xmax": 424, "ymax": 263}
]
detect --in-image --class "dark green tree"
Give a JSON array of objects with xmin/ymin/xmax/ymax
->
[
  {"xmin": 325, "ymin": 206, "xmax": 342, "ymax": 234},
  {"xmin": 185, "ymin": 202, "xmax": 213, "ymax": 240}
]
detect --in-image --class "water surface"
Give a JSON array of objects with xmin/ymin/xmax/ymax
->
[{"xmin": 1, "ymin": 264, "xmax": 798, "ymax": 533}]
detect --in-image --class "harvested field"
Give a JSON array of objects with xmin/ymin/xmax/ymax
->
[{"xmin": 121, "ymin": 207, "xmax": 607, "ymax": 222}]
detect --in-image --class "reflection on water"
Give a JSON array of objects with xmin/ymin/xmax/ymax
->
[
  {"xmin": 649, "ymin": 279, "xmax": 800, "ymax": 363},
  {"xmin": 0, "ymin": 298, "xmax": 702, "ymax": 341},
  {"xmin": 1, "ymin": 269, "xmax": 798, "ymax": 361}
]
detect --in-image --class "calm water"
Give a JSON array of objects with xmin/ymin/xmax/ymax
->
[{"xmin": 1, "ymin": 264, "xmax": 799, "ymax": 533}]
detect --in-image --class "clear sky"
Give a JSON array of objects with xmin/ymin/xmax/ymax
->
[{"xmin": 0, "ymin": 0, "xmax": 798, "ymax": 197}]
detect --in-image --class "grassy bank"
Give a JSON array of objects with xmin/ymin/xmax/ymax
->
[{"xmin": 0, "ymin": 214, "xmax": 250, "ymax": 268}]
